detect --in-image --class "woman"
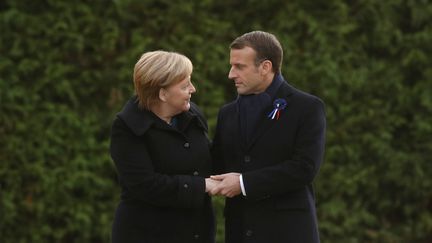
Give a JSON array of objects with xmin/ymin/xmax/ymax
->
[{"xmin": 110, "ymin": 51, "xmax": 216, "ymax": 243}]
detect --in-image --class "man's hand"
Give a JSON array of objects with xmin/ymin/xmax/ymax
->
[
  {"xmin": 209, "ymin": 173, "xmax": 242, "ymax": 198},
  {"xmin": 205, "ymin": 178, "xmax": 220, "ymax": 193}
]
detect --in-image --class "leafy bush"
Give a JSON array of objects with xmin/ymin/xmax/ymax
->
[{"xmin": 1, "ymin": 0, "xmax": 431, "ymax": 242}]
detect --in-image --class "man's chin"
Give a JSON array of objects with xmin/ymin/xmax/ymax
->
[{"xmin": 237, "ymin": 91, "xmax": 250, "ymax": 96}]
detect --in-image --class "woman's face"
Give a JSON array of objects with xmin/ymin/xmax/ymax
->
[{"xmin": 162, "ymin": 75, "xmax": 196, "ymax": 114}]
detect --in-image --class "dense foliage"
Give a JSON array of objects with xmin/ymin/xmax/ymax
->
[{"xmin": 1, "ymin": 0, "xmax": 431, "ymax": 242}]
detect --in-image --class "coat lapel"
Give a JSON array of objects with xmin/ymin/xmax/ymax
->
[
  {"xmin": 246, "ymin": 82, "xmax": 294, "ymax": 150},
  {"xmin": 235, "ymin": 98, "xmax": 248, "ymax": 151}
]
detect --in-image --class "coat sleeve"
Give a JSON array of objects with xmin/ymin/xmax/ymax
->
[
  {"xmin": 242, "ymin": 98, "xmax": 326, "ymax": 200},
  {"xmin": 110, "ymin": 117, "xmax": 206, "ymax": 208}
]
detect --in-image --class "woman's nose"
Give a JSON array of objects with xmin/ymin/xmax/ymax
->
[{"xmin": 190, "ymin": 83, "xmax": 196, "ymax": 93}]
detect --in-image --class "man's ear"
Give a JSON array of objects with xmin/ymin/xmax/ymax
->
[
  {"xmin": 159, "ymin": 88, "xmax": 167, "ymax": 102},
  {"xmin": 261, "ymin": 60, "xmax": 273, "ymax": 75}
]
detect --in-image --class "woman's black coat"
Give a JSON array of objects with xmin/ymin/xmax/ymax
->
[{"xmin": 110, "ymin": 97, "xmax": 215, "ymax": 243}]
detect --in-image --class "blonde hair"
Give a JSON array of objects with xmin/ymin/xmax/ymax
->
[{"xmin": 133, "ymin": 50, "xmax": 193, "ymax": 109}]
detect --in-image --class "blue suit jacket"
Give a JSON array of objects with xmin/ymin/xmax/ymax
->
[{"xmin": 212, "ymin": 79, "xmax": 326, "ymax": 243}]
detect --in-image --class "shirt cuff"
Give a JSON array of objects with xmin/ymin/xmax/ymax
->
[{"xmin": 239, "ymin": 174, "xmax": 247, "ymax": 196}]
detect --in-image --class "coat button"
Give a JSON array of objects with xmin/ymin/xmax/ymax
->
[
  {"xmin": 245, "ymin": 230, "xmax": 253, "ymax": 237},
  {"xmin": 183, "ymin": 184, "xmax": 189, "ymax": 189},
  {"xmin": 244, "ymin": 155, "xmax": 251, "ymax": 163},
  {"xmin": 193, "ymin": 171, "xmax": 199, "ymax": 176},
  {"xmin": 184, "ymin": 142, "xmax": 190, "ymax": 148}
]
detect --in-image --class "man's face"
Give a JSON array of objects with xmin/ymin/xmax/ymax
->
[{"xmin": 228, "ymin": 47, "xmax": 266, "ymax": 95}]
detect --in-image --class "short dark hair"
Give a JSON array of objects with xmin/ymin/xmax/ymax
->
[{"xmin": 230, "ymin": 31, "xmax": 283, "ymax": 74}]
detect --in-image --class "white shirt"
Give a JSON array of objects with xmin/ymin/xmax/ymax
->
[{"xmin": 239, "ymin": 174, "xmax": 247, "ymax": 196}]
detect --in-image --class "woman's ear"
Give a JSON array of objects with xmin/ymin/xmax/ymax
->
[{"xmin": 159, "ymin": 88, "xmax": 168, "ymax": 102}]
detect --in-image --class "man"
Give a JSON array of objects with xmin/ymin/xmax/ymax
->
[{"xmin": 210, "ymin": 31, "xmax": 326, "ymax": 243}]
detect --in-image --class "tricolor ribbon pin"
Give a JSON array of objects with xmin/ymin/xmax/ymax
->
[{"xmin": 268, "ymin": 98, "xmax": 287, "ymax": 120}]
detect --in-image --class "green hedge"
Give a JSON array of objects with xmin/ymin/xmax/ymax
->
[{"xmin": 1, "ymin": 0, "xmax": 431, "ymax": 242}]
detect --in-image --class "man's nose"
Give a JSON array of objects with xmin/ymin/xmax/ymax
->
[{"xmin": 228, "ymin": 67, "xmax": 236, "ymax": 79}]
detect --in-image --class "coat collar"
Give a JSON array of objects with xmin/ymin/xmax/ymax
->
[
  {"xmin": 236, "ymin": 75, "xmax": 295, "ymax": 150},
  {"xmin": 117, "ymin": 97, "xmax": 200, "ymax": 136}
]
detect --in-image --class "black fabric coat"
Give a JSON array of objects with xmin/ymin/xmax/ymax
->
[
  {"xmin": 212, "ymin": 77, "xmax": 326, "ymax": 243},
  {"xmin": 110, "ymin": 97, "xmax": 215, "ymax": 243}
]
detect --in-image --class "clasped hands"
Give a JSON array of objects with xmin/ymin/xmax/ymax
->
[{"xmin": 205, "ymin": 172, "xmax": 241, "ymax": 198}]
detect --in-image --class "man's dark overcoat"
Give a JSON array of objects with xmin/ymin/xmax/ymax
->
[{"xmin": 212, "ymin": 75, "xmax": 326, "ymax": 243}]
